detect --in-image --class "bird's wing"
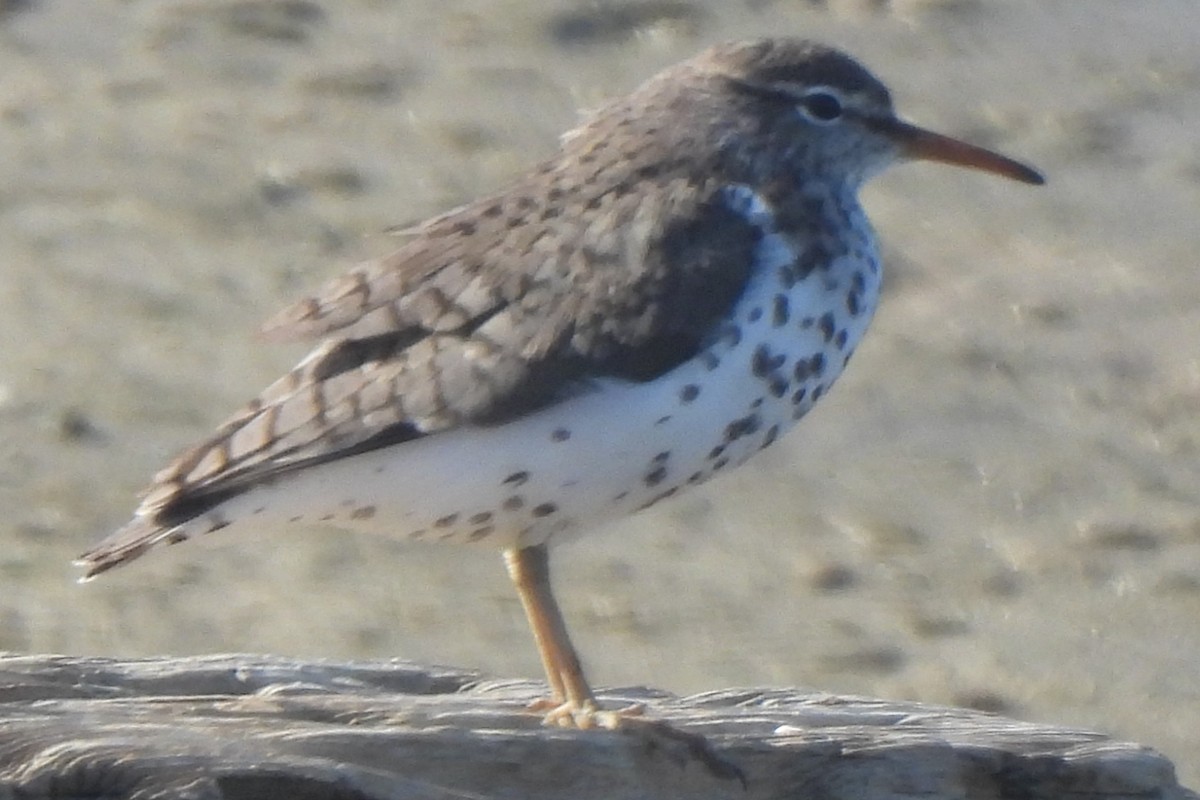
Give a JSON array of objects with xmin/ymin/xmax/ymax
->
[{"xmin": 117, "ymin": 170, "xmax": 766, "ymax": 536}]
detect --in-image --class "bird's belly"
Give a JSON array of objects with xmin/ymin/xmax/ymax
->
[{"xmin": 208, "ymin": 241, "xmax": 882, "ymax": 550}]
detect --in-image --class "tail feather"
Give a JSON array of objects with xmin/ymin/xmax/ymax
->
[{"xmin": 75, "ymin": 517, "xmax": 188, "ymax": 582}]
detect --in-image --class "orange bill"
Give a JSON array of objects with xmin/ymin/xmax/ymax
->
[{"xmin": 874, "ymin": 117, "xmax": 1044, "ymax": 185}]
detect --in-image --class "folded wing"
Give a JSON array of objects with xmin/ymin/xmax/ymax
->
[{"xmin": 79, "ymin": 105, "xmax": 770, "ymax": 575}]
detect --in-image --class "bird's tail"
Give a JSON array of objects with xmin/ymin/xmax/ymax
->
[{"xmin": 75, "ymin": 516, "xmax": 188, "ymax": 581}]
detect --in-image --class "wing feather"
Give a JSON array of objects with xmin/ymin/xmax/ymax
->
[{"xmin": 93, "ymin": 80, "xmax": 770, "ymax": 538}]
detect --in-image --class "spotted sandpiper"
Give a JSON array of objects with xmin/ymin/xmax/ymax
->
[{"xmin": 79, "ymin": 38, "xmax": 1043, "ymax": 728}]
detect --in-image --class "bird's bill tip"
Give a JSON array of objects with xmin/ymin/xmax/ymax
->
[{"xmin": 882, "ymin": 119, "xmax": 1044, "ymax": 185}]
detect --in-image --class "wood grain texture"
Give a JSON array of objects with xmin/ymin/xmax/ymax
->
[{"xmin": 0, "ymin": 653, "xmax": 1190, "ymax": 800}]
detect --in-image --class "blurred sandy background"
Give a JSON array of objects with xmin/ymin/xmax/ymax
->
[{"xmin": 1, "ymin": 0, "xmax": 1197, "ymax": 787}]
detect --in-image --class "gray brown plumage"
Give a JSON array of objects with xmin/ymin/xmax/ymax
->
[{"xmin": 79, "ymin": 38, "xmax": 1041, "ymax": 727}]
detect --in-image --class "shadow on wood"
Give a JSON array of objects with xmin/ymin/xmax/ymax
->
[{"xmin": 0, "ymin": 653, "xmax": 1192, "ymax": 799}]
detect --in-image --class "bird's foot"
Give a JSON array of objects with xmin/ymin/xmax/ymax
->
[{"xmin": 528, "ymin": 697, "xmax": 646, "ymax": 729}]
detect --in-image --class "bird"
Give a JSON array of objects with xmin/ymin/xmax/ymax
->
[{"xmin": 78, "ymin": 38, "xmax": 1043, "ymax": 729}]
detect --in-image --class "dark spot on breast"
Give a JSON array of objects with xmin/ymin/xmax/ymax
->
[
  {"xmin": 812, "ymin": 385, "xmax": 825, "ymax": 402},
  {"xmin": 753, "ymin": 346, "xmax": 787, "ymax": 389},
  {"xmin": 319, "ymin": 513, "xmax": 335, "ymax": 522},
  {"xmin": 483, "ymin": 204, "xmax": 503, "ymax": 218},
  {"xmin": 655, "ymin": 415, "xmax": 672, "ymax": 426},
  {"xmin": 504, "ymin": 496, "xmax": 525, "ymax": 511},
  {"xmin": 792, "ymin": 387, "xmax": 807, "ymax": 405},
  {"xmin": 653, "ymin": 452, "xmax": 670, "ymax": 463},
  {"xmin": 288, "ymin": 515, "xmax": 304, "ymax": 523},
  {"xmin": 551, "ymin": 428, "xmax": 571, "ymax": 442},
  {"xmin": 166, "ymin": 531, "xmax": 189, "ymax": 545},
  {"xmin": 810, "ymin": 352, "xmax": 826, "ymax": 376},
  {"xmin": 503, "ymin": 471, "xmax": 529, "ymax": 487},
  {"xmin": 351, "ymin": 505, "xmax": 377, "ymax": 520},
  {"xmin": 469, "ymin": 511, "xmax": 493, "ymax": 525},
  {"xmin": 794, "ymin": 359, "xmax": 810, "ymax": 382},
  {"xmin": 835, "ymin": 329, "xmax": 848, "ymax": 349},
  {"xmin": 680, "ymin": 384, "xmax": 700, "ymax": 403},
  {"xmin": 532, "ymin": 502, "xmax": 558, "ymax": 518},
  {"xmin": 799, "ymin": 317, "xmax": 815, "ymax": 330},
  {"xmin": 761, "ymin": 424, "xmax": 780, "ymax": 450},
  {"xmin": 469, "ymin": 526, "xmax": 495, "ymax": 541},
  {"xmin": 713, "ymin": 457, "xmax": 730, "ymax": 471},
  {"xmin": 720, "ymin": 323, "xmax": 742, "ymax": 347},
  {"xmin": 724, "ymin": 414, "xmax": 761, "ymax": 443},
  {"xmin": 772, "ymin": 294, "xmax": 790, "ymax": 327},
  {"xmin": 818, "ymin": 313, "xmax": 837, "ymax": 343},
  {"xmin": 688, "ymin": 471, "xmax": 704, "ymax": 484},
  {"xmin": 636, "ymin": 487, "xmax": 678, "ymax": 511},
  {"xmin": 434, "ymin": 513, "xmax": 459, "ymax": 528},
  {"xmin": 644, "ymin": 466, "xmax": 667, "ymax": 487},
  {"xmin": 701, "ymin": 352, "xmax": 720, "ymax": 371},
  {"xmin": 747, "ymin": 307, "xmax": 763, "ymax": 323},
  {"xmin": 454, "ymin": 219, "xmax": 477, "ymax": 236},
  {"xmin": 846, "ymin": 291, "xmax": 860, "ymax": 316},
  {"xmin": 751, "ymin": 345, "xmax": 772, "ymax": 378}
]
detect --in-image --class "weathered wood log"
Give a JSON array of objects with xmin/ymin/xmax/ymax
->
[{"xmin": 0, "ymin": 653, "xmax": 1191, "ymax": 800}]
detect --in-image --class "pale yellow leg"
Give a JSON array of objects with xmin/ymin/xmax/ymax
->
[
  {"xmin": 502, "ymin": 545, "xmax": 741, "ymax": 781},
  {"xmin": 503, "ymin": 544, "xmax": 608, "ymax": 726}
]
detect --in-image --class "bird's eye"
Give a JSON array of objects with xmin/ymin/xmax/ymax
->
[{"xmin": 799, "ymin": 91, "xmax": 843, "ymax": 123}]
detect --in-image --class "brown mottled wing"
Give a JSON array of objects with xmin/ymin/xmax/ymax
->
[
  {"xmin": 88, "ymin": 83, "xmax": 767, "ymax": 562},
  {"xmin": 133, "ymin": 191, "xmax": 749, "ymax": 538}
]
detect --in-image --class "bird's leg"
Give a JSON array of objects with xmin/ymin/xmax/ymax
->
[
  {"xmin": 503, "ymin": 544, "xmax": 574, "ymax": 704},
  {"xmin": 502, "ymin": 545, "xmax": 737, "ymax": 777},
  {"xmin": 504, "ymin": 543, "xmax": 614, "ymax": 727}
]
